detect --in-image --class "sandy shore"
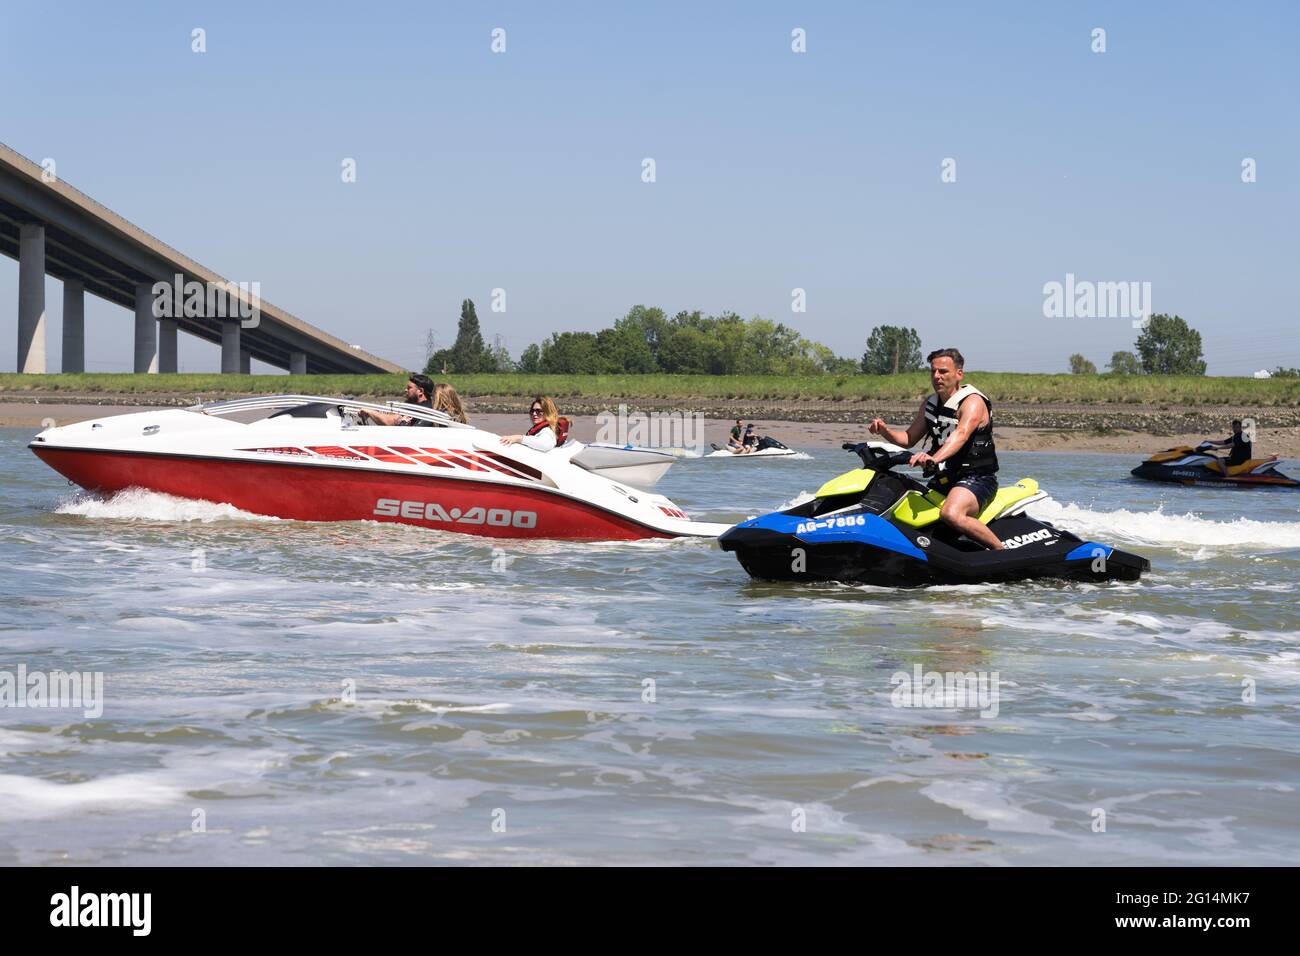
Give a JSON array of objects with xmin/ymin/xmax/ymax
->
[{"xmin": 7, "ymin": 397, "xmax": 1300, "ymax": 458}]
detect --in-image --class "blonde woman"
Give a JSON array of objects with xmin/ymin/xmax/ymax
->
[
  {"xmin": 501, "ymin": 396, "xmax": 569, "ymax": 450},
  {"xmin": 432, "ymin": 382, "xmax": 469, "ymax": 424}
]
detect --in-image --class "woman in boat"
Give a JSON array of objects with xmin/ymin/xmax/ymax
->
[
  {"xmin": 432, "ymin": 382, "xmax": 469, "ymax": 424},
  {"xmin": 501, "ymin": 396, "xmax": 569, "ymax": 450}
]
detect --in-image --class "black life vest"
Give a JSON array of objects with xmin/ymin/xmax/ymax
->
[
  {"xmin": 924, "ymin": 384, "xmax": 998, "ymax": 475},
  {"xmin": 1227, "ymin": 433, "xmax": 1252, "ymax": 466}
]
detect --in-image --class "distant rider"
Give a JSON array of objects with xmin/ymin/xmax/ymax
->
[
  {"xmin": 867, "ymin": 348, "xmax": 1002, "ymax": 550},
  {"xmin": 501, "ymin": 396, "xmax": 569, "ymax": 451},
  {"xmin": 1204, "ymin": 419, "xmax": 1252, "ymax": 467}
]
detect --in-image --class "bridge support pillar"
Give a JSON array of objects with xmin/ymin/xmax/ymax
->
[
  {"xmin": 220, "ymin": 320, "xmax": 241, "ymax": 374},
  {"xmin": 158, "ymin": 319, "xmax": 177, "ymax": 373},
  {"xmin": 17, "ymin": 223, "xmax": 46, "ymax": 373},
  {"xmin": 240, "ymin": 349, "xmax": 251, "ymax": 375},
  {"xmin": 134, "ymin": 282, "xmax": 157, "ymax": 373},
  {"xmin": 289, "ymin": 351, "xmax": 306, "ymax": 375},
  {"xmin": 61, "ymin": 279, "xmax": 84, "ymax": 373}
]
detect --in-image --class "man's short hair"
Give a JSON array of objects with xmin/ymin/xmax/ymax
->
[
  {"xmin": 408, "ymin": 373, "xmax": 434, "ymax": 398},
  {"xmin": 1232, "ymin": 419, "xmax": 1242, "ymax": 428},
  {"xmin": 927, "ymin": 348, "xmax": 965, "ymax": 369}
]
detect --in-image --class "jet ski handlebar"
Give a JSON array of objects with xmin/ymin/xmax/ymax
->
[{"xmin": 842, "ymin": 442, "xmax": 946, "ymax": 476}]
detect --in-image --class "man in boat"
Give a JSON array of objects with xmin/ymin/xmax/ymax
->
[
  {"xmin": 867, "ymin": 348, "xmax": 1003, "ymax": 550},
  {"xmin": 359, "ymin": 373, "xmax": 435, "ymax": 426},
  {"xmin": 1203, "ymin": 419, "xmax": 1252, "ymax": 467}
]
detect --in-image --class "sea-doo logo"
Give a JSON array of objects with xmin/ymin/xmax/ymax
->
[
  {"xmin": 916, "ymin": 535, "xmax": 931, "ymax": 548},
  {"xmin": 795, "ymin": 515, "xmax": 867, "ymax": 534},
  {"xmin": 374, "ymin": 498, "xmax": 537, "ymax": 528},
  {"xmin": 1001, "ymin": 528, "xmax": 1055, "ymax": 550}
]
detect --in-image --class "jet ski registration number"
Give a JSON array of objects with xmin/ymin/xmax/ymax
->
[
  {"xmin": 374, "ymin": 498, "xmax": 538, "ymax": 528},
  {"xmin": 795, "ymin": 516, "xmax": 867, "ymax": 534}
]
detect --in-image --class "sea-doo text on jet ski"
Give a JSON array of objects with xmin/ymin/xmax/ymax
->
[
  {"xmin": 29, "ymin": 395, "xmax": 730, "ymax": 540},
  {"xmin": 720, "ymin": 443, "xmax": 1150, "ymax": 586}
]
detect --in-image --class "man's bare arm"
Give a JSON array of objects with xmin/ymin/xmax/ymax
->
[{"xmin": 868, "ymin": 401, "xmax": 927, "ymax": 448}]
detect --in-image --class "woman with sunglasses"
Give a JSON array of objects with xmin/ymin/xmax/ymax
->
[{"xmin": 501, "ymin": 396, "xmax": 567, "ymax": 450}]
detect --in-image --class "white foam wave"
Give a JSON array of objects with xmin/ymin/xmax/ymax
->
[
  {"xmin": 1033, "ymin": 498, "xmax": 1300, "ymax": 550},
  {"xmin": 56, "ymin": 489, "xmax": 275, "ymax": 524}
]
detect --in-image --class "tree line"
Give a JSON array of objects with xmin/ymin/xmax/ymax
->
[
  {"xmin": 426, "ymin": 301, "xmax": 1239, "ymax": 378},
  {"xmin": 426, "ymin": 302, "xmax": 933, "ymax": 377}
]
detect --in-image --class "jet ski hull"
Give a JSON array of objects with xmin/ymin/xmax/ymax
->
[
  {"xmin": 720, "ymin": 512, "xmax": 1149, "ymax": 587},
  {"xmin": 1129, "ymin": 463, "xmax": 1300, "ymax": 488}
]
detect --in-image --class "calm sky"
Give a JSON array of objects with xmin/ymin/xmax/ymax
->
[{"xmin": 2, "ymin": 0, "xmax": 1297, "ymax": 374}]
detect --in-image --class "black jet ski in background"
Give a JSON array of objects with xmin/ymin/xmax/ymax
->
[
  {"xmin": 719, "ymin": 443, "xmax": 1150, "ymax": 587},
  {"xmin": 1130, "ymin": 443, "xmax": 1300, "ymax": 488}
]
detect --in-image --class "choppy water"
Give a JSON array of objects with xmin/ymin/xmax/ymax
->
[{"xmin": 2, "ymin": 426, "xmax": 1298, "ymax": 865}]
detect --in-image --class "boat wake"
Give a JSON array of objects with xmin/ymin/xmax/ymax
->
[
  {"xmin": 55, "ymin": 488, "xmax": 276, "ymax": 524},
  {"xmin": 1034, "ymin": 498, "xmax": 1300, "ymax": 550}
]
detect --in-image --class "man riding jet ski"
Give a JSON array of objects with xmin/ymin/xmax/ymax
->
[
  {"xmin": 718, "ymin": 348, "xmax": 1150, "ymax": 586},
  {"xmin": 867, "ymin": 348, "xmax": 1003, "ymax": 549},
  {"xmin": 1131, "ymin": 420, "xmax": 1299, "ymax": 488},
  {"xmin": 718, "ymin": 442, "xmax": 1150, "ymax": 586}
]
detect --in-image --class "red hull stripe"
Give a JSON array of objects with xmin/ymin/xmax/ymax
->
[{"xmin": 32, "ymin": 447, "xmax": 673, "ymax": 541}]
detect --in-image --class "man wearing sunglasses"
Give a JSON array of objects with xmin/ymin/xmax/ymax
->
[{"xmin": 359, "ymin": 373, "xmax": 436, "ymax": 427}]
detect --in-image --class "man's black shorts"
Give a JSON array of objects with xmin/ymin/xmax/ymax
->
[{"xmin": 930, "ymin": 471, "xmax": 999, "ymax": 512}]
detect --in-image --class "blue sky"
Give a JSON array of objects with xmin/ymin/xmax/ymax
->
[{"xmin": 2, "ymin": 0, "xmax": 1297, "ymax": 374}]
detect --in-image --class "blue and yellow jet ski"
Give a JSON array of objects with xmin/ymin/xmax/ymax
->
[{"xmin": 719, "ymin": 443, "xmax": 1150, "ymax": 587}]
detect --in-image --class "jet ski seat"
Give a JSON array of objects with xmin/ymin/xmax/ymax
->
[
  {"xmin": 1206, "ymin": 457, "xmax": 1278, "ymax": 476},
  {"xmin": 892, "ymin": 479, "xmax": 1042, "ymax": 528}
]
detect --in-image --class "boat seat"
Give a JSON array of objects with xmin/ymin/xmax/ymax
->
[{"xmin": 892, "ymin": 479, "xmax": 1040, "ymax": 528}]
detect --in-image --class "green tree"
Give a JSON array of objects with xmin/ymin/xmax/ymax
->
[
  {"xmin": 1134, "ymin": 314, "xmax": 1206, "ymax": 375},
  {"xmin": 423, "ymin": 348, "xmax": 453, "ymax": 376},
  {"xmin": 450, "ymin": 299, "xmax": 488, "ymax": 373},
  {"xmin": 1106, "ymin": 350, "xmax": 1142, "ymax": 375},
  {"xmin": 517, "ymin": 343, "xmax": 541, "ymax": 373},
  {"xmin": 862, "ymin": 326, "xmax": 923, "ymax": 375},
  {"xmin": 1069, "ymin": 353, "xmax": 1097, "ymax": 374},
  {"xmin": 539, "ymin": 331, "xmax": 601, "ymax": 374}
]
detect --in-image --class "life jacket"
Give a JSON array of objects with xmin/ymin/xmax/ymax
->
[
  {"xmin": 527, "ymin": 417, "xmax": 571, "ymax": 444},
  {"xmin": 1227, "ymin": 433, "xmax": 1252, "ymax": 466},
  {"xmin": 924, "ymin": 384, "xmax": 998, "ymax": 475}
]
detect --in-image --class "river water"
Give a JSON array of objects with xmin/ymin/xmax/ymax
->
[{"xmin": 2, "ymin": 426, "xmax": 1297, "ymax": 865}]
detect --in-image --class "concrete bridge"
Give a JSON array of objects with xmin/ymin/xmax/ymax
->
[{"xmin": 0, "ymin": 143, "xmax": 402, "ymax": 375}]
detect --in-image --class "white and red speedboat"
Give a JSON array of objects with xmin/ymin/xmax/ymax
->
[{"xmin": 29, "ymin": 395, "xmax": 732, "ymax": 540}]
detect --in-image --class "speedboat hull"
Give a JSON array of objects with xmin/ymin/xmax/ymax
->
[{"xmin": 29, "ymin": 398, "xmax": 731, "ymax": 541}]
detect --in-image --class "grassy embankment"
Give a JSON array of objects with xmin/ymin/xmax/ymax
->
[{"xmin": 1, "ymin": 372, "xmax": 1298, "ymax": 405}]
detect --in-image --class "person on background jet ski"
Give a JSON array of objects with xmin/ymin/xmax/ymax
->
[
  {"xmin": 866, "ymin": 348, "xmax": 1003, "ymax": 550},
  {"xmin": 727, "ymin": 419, "xmax": 746, "ymax": 452},
  {"xmin": 1204, "ymin": 419, "xmax": 1252, "ymax": 467}
]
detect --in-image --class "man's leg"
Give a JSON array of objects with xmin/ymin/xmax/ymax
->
[{"xmin": 940, "ymin": 486, "xmax": 1003, "ymax": 550}]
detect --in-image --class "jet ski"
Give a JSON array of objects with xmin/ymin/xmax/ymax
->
[
  {"xmin": 719, "ymin": 442, "xmax": 1150, "ymax": 587},
  {"xmin": 28, "ymin": 395, "xmax": 731, "ymax": 541},
  {"xmin": 1130, "ymin": 443, "xmax": 1300, "ymax": 488},
  {"xmin": 707, "ymin": 437, "xmax": 797, "ymax": 458}
]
